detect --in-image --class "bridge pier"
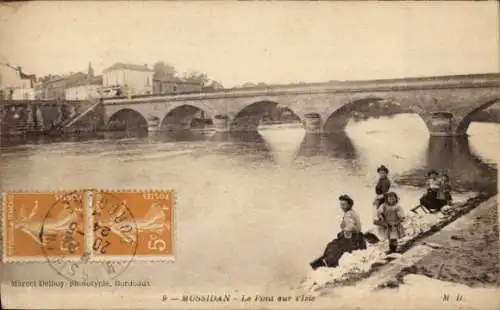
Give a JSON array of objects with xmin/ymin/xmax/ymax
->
[
  {"xmin": 163, "ymin": 115, "xmax": 194, "ymax": 131},
  {"xmin": 426, "ymin": 112, "xmax": 466, "ymax": 137},
  {"xmin": 303, "ymin": 113, "xmax": 322, "ymax": 134},
  {"xmin": 213, "ymin": 115, "xmax": 230, "ymax": 132},
  {"xmin": 147, "ymin": 116, "xmax": 161, "ymax": 133}
]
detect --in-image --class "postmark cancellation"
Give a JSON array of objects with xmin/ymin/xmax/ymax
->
[{"xmin": 2, "ymin": 189, "xmax": 175, "ymax": 263}]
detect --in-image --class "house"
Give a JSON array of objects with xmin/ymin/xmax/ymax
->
[
  {"xmin": 65, "ymin": 75, "xmax": 103, "ymax": 100},
  {"xmin": 101, "ymin": 62, "xmax": 154, "ymax": 97},
  {"xmin": 35, "ymin": 63, "xmax": 102, "ymax": 100},
  {"xmin": 152, "ymin": 77, "xmax": 203, "ymax": 95},
  {"xmin": 0, "ymin": 67, "xmax": 35, "ymax": 100},
  {"xmin": 0, "ymin": 86, "xmax": 35, "ymax": 100},
  {"xmin": 36, "ymin": 72, "xmax": 89, "ymax": 100}
]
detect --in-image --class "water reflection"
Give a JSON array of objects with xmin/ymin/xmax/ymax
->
[
  {"xmin": 0, "ymin": 131, "xmax": 149, "ymax": 149},
  {"xmin": 100, "ymin": 130, "xmax": 148, "ymax": 141},
  {"xmin": 151, "ymin": 130, "xmax": 212, "ymax": 143},
  {"xmin": 210, "ymin": 131, "xmax": 274, "ymax": 163},
  {"xmin": 468, "ymin": 122, "xmax": 500, "ymax": 166},
  {"xmin": 0, "ymin": 122, "xmax": 497, "ymax": 195},
  {"xmin": 295, "ymin": 132, "xmax": 357, "ymax": 160},
  {"xmin": 398, "ymin": 136, "xmax": 497, "ymax": 193}
]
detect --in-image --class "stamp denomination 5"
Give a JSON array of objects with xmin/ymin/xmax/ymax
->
[
  {"xmin": 91, "ymin": 190, "xmax": 174, "ymax": 260},
  {"xmin": 3, "ymin": 191, "xmax": 87, "ymax": 262}
]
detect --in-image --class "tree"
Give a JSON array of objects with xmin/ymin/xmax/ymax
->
[
  {"xmin": 256, "ymin": 82, "xmax": 269, "ymax": 88},
  {"xmin": 182, "ymin": 71, "xmax": 209, "ymax": 86},
  {"xmin": 38, "ymin": 74, "xmax": 60, "ymax": 83},
  {"xmin": 153, "ymin": 61, "xmax": 178, "ymax": 80},
  {"xmin": 207, "ymin": 80, "xmax": 224, "ymax": 90},
  {"xmin": 240, "ymin": 82, "xmax": 269, "ymax": 88},
  {"xmin": 152, "ymin": 62, "xmax": 222, "ymax": 89}
]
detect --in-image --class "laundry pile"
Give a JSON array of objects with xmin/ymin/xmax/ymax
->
[
  {"xmin": 400, "ymin": 212, "xmax": 442, "ymax": 241},
  {"xmin": 302, "ymin": 244, "xmax": 388, "ymax": 291}
]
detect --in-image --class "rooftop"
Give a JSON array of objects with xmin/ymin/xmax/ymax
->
[
  {"xmin": 45, "ymin": 72, "xmax": 86, "ymax": 83},
  {"xmin": 103, "ymin": 62, "xmax": 154, "ymax": 73},
  {"xmin": 36, "ymin": 73, "xmax": 104, "ymax": 89},
  {"xmin": 67, "ymin": 75, "xmax": 103, "ymax": 88}
]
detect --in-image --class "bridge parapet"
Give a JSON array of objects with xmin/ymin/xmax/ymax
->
[
  {"xmin": 1, "ymin": 99, "xmax": 86, "ymax": 106},
  {"xmin": 101, "ymin": 73, "xmax": 500, "ymax": 137},
  {"xmin": 102, "ymin": 73, "xmax": 500, "ymax": 105}
]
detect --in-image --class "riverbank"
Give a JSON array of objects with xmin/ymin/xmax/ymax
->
[
  {"xmin": 400, "ymin": 195, "xmax": 498, "ymax": 287},
  {"xmin": 298, "ymin": 195, "xmax": 498, "ymax": 310},
  {"xmin": 301, "ymin": 192, "xmax": 497, "ymax": 292},
  {"xmin": 354, "ymin": 194, "xmax": 498, "ymax": 291},
  {"xmin": 352, "ymin": 195, "xmax": 499, "ymax": 310}
]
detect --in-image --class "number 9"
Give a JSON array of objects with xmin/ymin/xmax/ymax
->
[{"xmin": 148, "ymin": 235, "xmax": 166, "ymax": 252}]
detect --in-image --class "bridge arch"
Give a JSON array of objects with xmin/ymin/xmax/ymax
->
[
  {"xmin": 230, "ymin": 100, "xmax": 302, "ymax": 131},
  {"xmin": 322, "ymin": 97, "xmax": 428, "ymax": 133},
  {"xmin": 161, "ymin": 104, "xmax": 213, "ymax": 131},
  {"xmin": 455, "ymin": 98, "xmax": 500, "ymax": 135},
  {"xmin": 107, "ymin": 108, "xmax": 148, "ymax": 131}
]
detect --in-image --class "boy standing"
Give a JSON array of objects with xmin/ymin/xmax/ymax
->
[{"xmin": 373, "ymin": 165, "xmax": 391, "ymax": 208}]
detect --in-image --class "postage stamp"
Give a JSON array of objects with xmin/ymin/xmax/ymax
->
[
  {"xmin": 2, "ymin": 189, "xmax": 175, "ymax": 264},
  {"xmin": 3, "ymin": 191, "xmax": 87, "ymax": 262},
  {"xmin": 90, "ymin": 190, "xmax": 174, "ymax": 261},
  {"xmin": 40, "ymin": 190, "xmax": 137, "ymax": 281}
]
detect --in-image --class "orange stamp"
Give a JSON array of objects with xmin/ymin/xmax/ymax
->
[
  {"xmin": 3, "ymin": 191, "xmax": 88, "ymax": 262},
  {"xmin": 90, "ymin": 190, "xmax": 174, "ymax": 261}
]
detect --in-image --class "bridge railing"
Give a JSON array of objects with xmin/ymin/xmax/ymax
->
[
  {"xmin": 102, "ymin": 73, "xmax": 500, "ymax": 104},
  {"xmin": 0, "ymin": 99, "xmax": 86, "ymax": 106}
]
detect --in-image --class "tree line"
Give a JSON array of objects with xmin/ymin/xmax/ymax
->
[{"xmin": 153, "ymin": 61, "xmax": 224, "ymax": 90}]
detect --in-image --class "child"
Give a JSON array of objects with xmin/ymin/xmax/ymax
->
[
  {"xmin": 437, "ymin": 173, "xmax": 452, "ymax": 206},
  {"xmin": 418, "ymin": 170, "xmax": 443, "ymax": 212},
  {"xmin": 373, "ymin": 165, "xmax": 391, "ymax": 208},
  {"xmin": 427, "ymin": 170, "xmax": 441, "ymax": 192},
  {"xmin": 376, "ymin": 192, "xmax": 405, "ymax": 254}
]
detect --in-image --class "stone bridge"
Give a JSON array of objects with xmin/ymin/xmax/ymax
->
[{"xmin": 102, "ymin": 73, "xmax": 500, "ymax": 136}]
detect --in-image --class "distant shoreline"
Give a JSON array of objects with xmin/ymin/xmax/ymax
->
[{"xmin": 1, "ymin": 119, "xmax": 499, "ymax": 138}]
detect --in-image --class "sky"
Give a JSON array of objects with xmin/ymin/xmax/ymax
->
[{"xmin": 0, "ymin": 1, "xmax": 498, "ymax": 88}]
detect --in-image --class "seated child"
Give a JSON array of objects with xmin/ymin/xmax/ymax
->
[
  {"xmin": 437, "ymin": 173, "xmax": 452, "ymax": 206},
  {"xmin": 376, "ymin": 192, "xmax": 405, "ymax": 254},
  {"xmin": 419, "ymin": 170, "xmax": 443, "ymax": 212},
  {"xmin": 427, "ymin": 170, "xmax": 441, "ymax": 191}
]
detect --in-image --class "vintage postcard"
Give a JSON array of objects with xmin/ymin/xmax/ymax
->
[{"xmin": 0, "ymin": 1, "xmax": 499, "ymax": 309}]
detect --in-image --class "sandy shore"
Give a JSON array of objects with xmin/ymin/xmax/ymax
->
[{"xmin": 402, "ymin": 195, "xmax": 499, "ymax": 287}]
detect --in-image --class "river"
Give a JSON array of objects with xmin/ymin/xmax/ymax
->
[{"xmin": 1, "ymin": 114, "xmax": 498, "ymax": 294}]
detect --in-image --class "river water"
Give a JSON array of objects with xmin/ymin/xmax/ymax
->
[{"xmin": 1, "ymin": 114, "xmax": 498, "ymax": 293}]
